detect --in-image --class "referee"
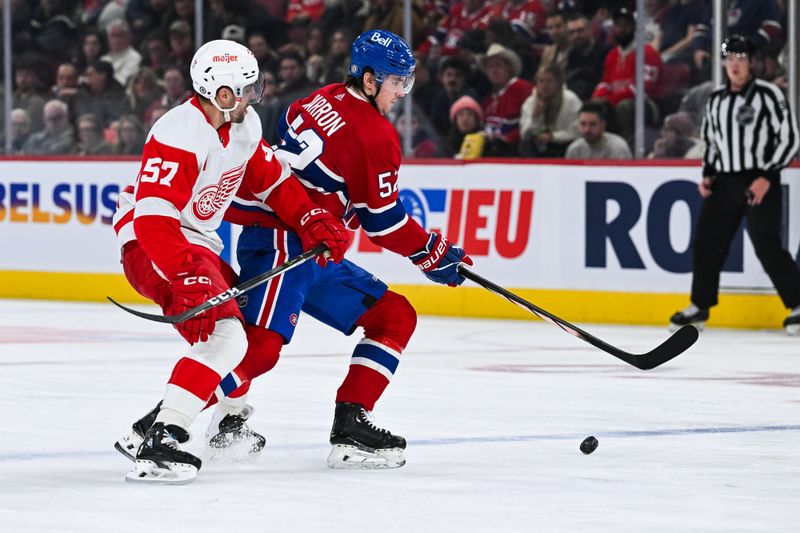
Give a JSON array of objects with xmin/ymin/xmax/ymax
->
[{"xmin": 670, "ymin": 35, "xmax": 800, "ymax": 335}]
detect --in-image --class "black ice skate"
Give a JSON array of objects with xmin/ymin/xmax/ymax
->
[
  {"xmin": 125, "ymin": 422, "xmax": 202, "ymax": 484},
  {"xmin": 327, "ymin": 402, "xmax": 406, "ymax": 469},
  {"xmin": 114, "ymin": 401, "xmax": 162, "ymax": 461},
  {"xmin": 784, "ymin": 307, "xmax": 800, "ymax": 336},
  {"xmin": 205, "ymin": 404, "xmax": 266, "ymax": 456},
  {"xmin": 669, "ymin": 304, "xmax": 709, "ymax": 332}
]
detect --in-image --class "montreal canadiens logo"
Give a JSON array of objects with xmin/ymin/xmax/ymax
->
[
  {"xmin": 192, "ymin": 162, "xmax": 246, "ymax": 221},
  {"xmin": 289, "ymin": 313, "xmax": 298, "ymax": 326}
]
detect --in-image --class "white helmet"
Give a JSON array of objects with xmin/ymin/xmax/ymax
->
[{"xmin": 190, "ymin": 39, "xmax": 264, "ymax": 115}]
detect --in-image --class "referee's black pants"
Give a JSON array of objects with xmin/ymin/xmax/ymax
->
[{"xmin": 691, "ymin": 172, "xmax": 800, "ymax": 310}]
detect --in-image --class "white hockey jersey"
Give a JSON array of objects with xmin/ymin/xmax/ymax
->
[{"xmin": 113, "ymin": 95, "xmax": 290, "ymax": 280}]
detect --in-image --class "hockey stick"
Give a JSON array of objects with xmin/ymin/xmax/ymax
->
[
  {"xmin": 457, "ymin": 265, "xmax": 698, "ymax": 370},
  {"xmin": 107, "ymin": 244, "xmax": 328, "ymax": 324}
]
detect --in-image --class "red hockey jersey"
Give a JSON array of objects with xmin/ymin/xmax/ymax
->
[
  {"xmin": 227, "ymin": 83, "xmax": 430, "ymax": 257},
  {"xmin": 592, "ymin": 44, "xmax": 664, "ymax": 106}
]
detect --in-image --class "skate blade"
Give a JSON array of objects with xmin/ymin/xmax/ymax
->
[
  {"xmin": 114, "ymin": 432, "xmax": 143, "ymax": 462},
  {"xmin": 786, "ymin": 324, "xmax": 800, "ymax": 336},
  {"xmin": 327, "ymin": 444, "xmax": 406, "ymax": 470},
  {"xmin": 669, "ymin": 321, "xmax": 705, "ymax": 333},
  {"xmin": 124, "ymin": 459, "xmax": 198, "ymax": 485}
]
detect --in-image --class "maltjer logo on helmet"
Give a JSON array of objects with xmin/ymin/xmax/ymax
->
[
  {"xmin": 212, "ymin": 53, "xmax": 239, "ymax": 63},
  {"xmin": 370, "ymin": 32, "xmax": 392, "ymax": 47}
]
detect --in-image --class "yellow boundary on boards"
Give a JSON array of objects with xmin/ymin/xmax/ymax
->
[{"xmin": 0, "ymin": 271, "xmax": 789, "ymax": 330}]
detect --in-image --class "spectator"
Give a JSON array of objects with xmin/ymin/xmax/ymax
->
[
  {"xmin": 564, "ymin": 12, "xmax": 609, "ymax": 100},
  {"xmin": 487, "ymin": 0, "xmax": 548, "ymax": 43},
  {"xmin": 262, "ymin": 51, "xmax": 319, "ymax": 144},
  {"xmin": 647, "ymin": 111, "xmax": 704, "ymax": 159},
  {"xmin": 9, "ymin": 109, "xmax": 33, "ymax": 154},
  {"xmin": 158, "ymin": 66, "xmax": 192, "ymax": 110},
  {"xmin": 485, "ymin": 19, "xmax": 538, "ymax": 81},
  {"xmin": 446, "ymin": 94, "xmax": 486, "ymax": 159},
  {"xmin": 51, "ymin": 62, "xmax": 80, "ymax": 107},
  {"xmin": 394, "ymin": 111, "xmax": 443, "ymax": 158},
  {"xmin": 429, "ymin": 57, "xmax": 473, "ymax": 137},
  {"xmin": 320, "ymin": 28, "xmax": 353, "ymax": 85},
  {"xmin": 304, "ymin": 24, "xmax": 327, "ymax": 84},
  {"xmin": 29, "ymin": 0, "xmax": 80, "ymax": 64},
  {"xmin": 167, "ymin": 20, "xmax": 194, "ymax": 68},
  {"xmin": 592, "ymin": 7, "xmax": 664, "ymax": 148},
  {"xmin": 519, "ymin": 65, "xmax": 581, "ymax": 158},
  {"xmin": 319, "ymin": 0, "xmax": 369, "ymax": 38},
  {"xmin": 480, "ymin": 43, "xmax": 533, "ymax": 157},
  {"xmin": 160, "ymin": 0, "xmax": 196, "ymax": 35},
  {"xmin": 127, "ymin": 67, "xmax": 165, "ymax": 125},
  {"xmin": 73, "ymin": 59, "xmax": 130, "ymax": 127},
  {"xmin": 75, "ymin": 113, "xmax": 113, "ymax": 155},
  {"xmin": 418, "ymin": 0, "xmax": 494, "ymax": 58},
  {"xmin": 565, "ymin": 102, "xmax": 632, "ymax": 159},
  {"xmin": 113, "ymin": 114, "xmax": 146, "ymax": 155},
  {"xmin": 657, "ymin": 0, "xmax": 709, "ymax": 66},
  {"xmin": 140, "ymin": 32, "xmax": 171, "ymax": 77},
  {"xmin": 411, "ymin": 52, "xmax": 439, "ymax": 119},
  {"xmin": 249, "ymin": 31, "xmax": 281, "ymax": 75},
  {"xmin": 22, "ymin": 99, "xmax": 75, "ymax": 155},
  {"xmin": 678, "ymin": 79, "xmax": 713, "ymax": 130},
  {"xmin": 75, "ymin": 30, "xmax": 106, "ymax": 73},
  {"xmin": 13, "ymin": 58, "xmax": 47, "ymax": 132},
  {"xmin": 101, "ymin": 20, "xmax": 143, "ymax": 87},
  {"xmin": 456, "ymin": 29, "xmax": 491, "ymax": 100},
  {"xmin": 127, "ymin": 0, "xmax": 172, "ymax": 45},
  {"xmin": 144, "ymin": 104, "xmax": 169, "ymax": 131},
  {"xmin": 693, "ymin": 0, "xmax": 783, "ymax": 72},
  {"xmin": 540, "ymin": 10, "xmax": 570, "ymax": 72},
  {"xmin": 363, "ymin": 0, "xmax": 426, "ymax": 49}
]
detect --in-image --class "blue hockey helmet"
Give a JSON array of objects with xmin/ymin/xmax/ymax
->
[{"xmin": 349, "ymin": 29, "xmax": 416, "ymax": 94}]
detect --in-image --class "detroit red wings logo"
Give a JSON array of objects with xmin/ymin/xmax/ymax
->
[{"xmin": 192, "ymin": 162, "xmax": 246, "ymax": 221}]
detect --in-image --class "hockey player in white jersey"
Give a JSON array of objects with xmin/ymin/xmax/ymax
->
[{"xmin": 112, "ymin": 39, "xmax": 349, "ymax": 484}]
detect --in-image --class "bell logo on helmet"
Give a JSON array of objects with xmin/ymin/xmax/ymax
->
[
  {"xmin": 212, "ymin": 53, "xmax": 238, "ymax": 63},
  {"xmin": 370, "ymin": 32, "xmax": 392, "ymax": 47}
]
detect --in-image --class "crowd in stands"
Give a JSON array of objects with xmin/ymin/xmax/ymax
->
[{"xmin": 0, "ymin": 0, "xmax": 791, "ymax": 160}]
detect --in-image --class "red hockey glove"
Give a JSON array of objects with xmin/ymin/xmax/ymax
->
[
  {"xmin": 167, "ymin": 265, "xmax": 218, "ymax": 344},
  {"xmin": 298, "ymin": 208, "xmax": 350, "ymax": 267},
  {"xmin": 409, "ymin": 232, "xmax": 473, "ymax": 287}
]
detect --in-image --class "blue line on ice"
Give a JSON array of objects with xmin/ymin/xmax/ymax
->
[{"xmin": 2, "ymin": 424, "xmax": 799, "ymax": 463}]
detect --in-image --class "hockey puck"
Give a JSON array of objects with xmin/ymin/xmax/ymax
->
[{"xmin": 580, "ymin": 436, "xmax": 598, "ymax": 455}]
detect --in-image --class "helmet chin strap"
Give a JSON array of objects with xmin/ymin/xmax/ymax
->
[{"xmin": 211, "ymin": 96, "xmax": 239, "ymax": 123}]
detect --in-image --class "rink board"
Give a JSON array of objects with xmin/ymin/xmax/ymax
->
[{"xmin": 1, "ymin": 158, "xmax": 798, "ymax": 328}]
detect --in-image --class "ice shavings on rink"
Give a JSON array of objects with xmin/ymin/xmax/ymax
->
[{"xmin": 1, "ymin": 300, "xmax": 799, "ymax": 532}]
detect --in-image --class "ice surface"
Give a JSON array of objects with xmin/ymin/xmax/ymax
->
[{"xmin": 1, "ymin": 300, "xmax": 798, "ymax": 532}]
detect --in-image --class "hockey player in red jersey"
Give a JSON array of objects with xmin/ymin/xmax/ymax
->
[
  {"xmin": 112, "ymin": 39, "xmax": 349, "ymax": 484},
  {"xmin": 219, "ymin": 29, "xmax": 473, "ymax": 469}
]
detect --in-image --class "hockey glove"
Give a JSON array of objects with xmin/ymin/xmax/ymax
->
[
  {"xmin": 168, "ymin": 265, "xmax": 218, "ymax": 344},
  {"xmin": 409, "ymin": 232, "xmax": 472, "ymax": 287},
  {"xmin": 298, "ymin": 207, "xmax": 350, "ymax": 267}
]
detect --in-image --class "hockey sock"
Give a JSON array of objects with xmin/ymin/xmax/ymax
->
[
  {"xmin": 163, "ymin": 319, "xmax": 247, "ymax": 421},
  {"xmin": 336, "ymin": 291, "xmax": 416, "ymax": 411},
  {"xmin": 155, "ymin": 407, "xmax": 193, "ymax": 430}
]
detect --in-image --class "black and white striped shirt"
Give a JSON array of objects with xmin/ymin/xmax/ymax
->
[{"xmin": 702, "ymin": 77, "xmax": 799, "ymax": 182}]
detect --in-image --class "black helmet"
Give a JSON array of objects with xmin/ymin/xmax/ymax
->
[{"xmin": 721, "ymin": 35, "xmax": 756, "ymax": 58}]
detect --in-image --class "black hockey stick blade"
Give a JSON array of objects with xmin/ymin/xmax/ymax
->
[
  {"xmin": 107, "ymin": 244, "xmax": 328, "ymax": 325},
  {"xmin": 457, "ymin": 265, "xmax": 698, "ymax": 370}
]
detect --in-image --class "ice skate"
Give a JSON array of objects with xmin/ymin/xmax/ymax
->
[
  {"xmin": 125, "ymin": 423, "xmax": 201, "ymax": 485},
  {"xmin": 784, "ymin": 307, "xmax": 800, "ymax": 336},
  {"xmin": 669, "ymin": 304, "xmax": 708, "ymax": 332},
  {"xmin": 205, "ymin": 404, "xmax": 266, "ymax": 457},
  {"xmin": 114, "ymin": 401, "xmax": 162, "ymax": 461},
  {"xmin": 327, "ymin": 402, "xmax": 406, "ymax": 469}
]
